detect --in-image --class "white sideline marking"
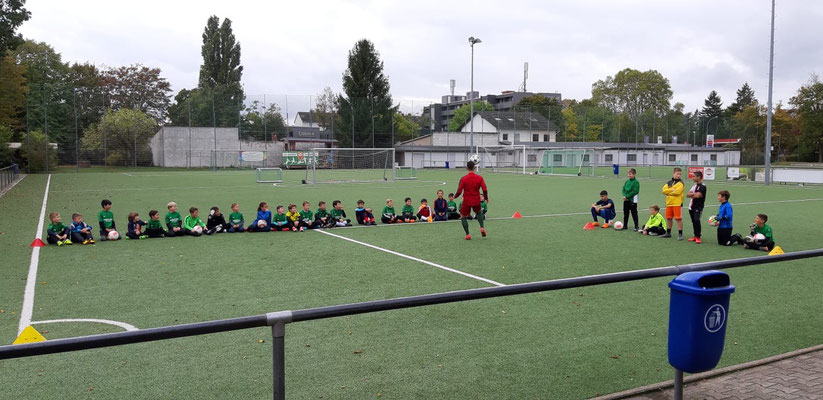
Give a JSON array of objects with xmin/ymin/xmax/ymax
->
[
  {"xmin": 316, "ymin": 229, "xmax": 505, "ymax": 287},
  {"xmin": 18, "ymin": 174, "xmax": 51, "ymax": 335},
  {"xmin": 121, "ymin": 172, "xmax": 133, "ymax": 177},
  {"xmin": 32, "ymin": 318, "xmax": 138, "ymax": 332}
]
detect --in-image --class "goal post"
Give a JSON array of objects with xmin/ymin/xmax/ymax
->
[
  {"xmin": 394, "ymin": 166, "xmax": 418, "ymax": 180},
  {"xmin": 306, "ymin": 148, "xmax": 396, "ymax": 184},
  {"xmin": 538, "ymin": 149, "xmax": 595, "ymax": 176},
  {"xmin": 477, "ymin": 145, "xmax": 528, "ymax": 174},
  {"xmin": 210, "ymin": 150, "xmax": 270, "ymax": 171},
  {"xmin": 255, "ymin": 168, "xmax": 283, "ymax": 183}
]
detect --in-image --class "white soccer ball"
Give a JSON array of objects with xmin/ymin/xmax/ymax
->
[
  {"xmin": 257, "ymin": 219, "xmax": 267, "ymax": 228},
  {"xmin": 192, "ymin": 225, "xmax": 203, "ymax": 234},
  {"xmin": 613, "ymin": 221, "xmax": 624, "ymax": 230},
  {"xmin": 468, "ymin": 154, "xmax": 480, "ymax": 164},
  {"xmin": 754, "ymin": 233, "xmax": 766, "ymax": 241},
  {"xmin": 107, "ymin": 230, "xmax": 120, "ymax": 240}
]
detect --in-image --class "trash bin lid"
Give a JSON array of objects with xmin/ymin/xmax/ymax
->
[{"xmin": 669, "ymin": 270, "xmax": 735, "ymax": 296}]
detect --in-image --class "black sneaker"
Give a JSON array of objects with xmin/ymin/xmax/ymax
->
[{"xmin": 660, "ymin": 233, "xmax": 672, "ymax": 238}]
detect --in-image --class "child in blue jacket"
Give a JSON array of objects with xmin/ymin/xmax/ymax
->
[
  {"xmin": 715, "ymin": 190, "xmax": 741, "ymax": 246},
  {"xmin": 70, "ymin": 213, "xmax": 95, "ymax": 244},
  {"xmin": 249, "ymin": 202, "xmax": 272, "ymax": 232},
  {"xmin": 433, "ymin": 190, "xmax": 448, "ymax": 221}
]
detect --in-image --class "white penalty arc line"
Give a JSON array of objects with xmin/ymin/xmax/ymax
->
[
  {"xmin": 19, "ymin": 174, "xmax": 51, "ymax": 336},
  {"xmin": 315, "ymin": 229, "xmax": 505, "ymax": 287},
  {"xmin": 31, "ymin": 318, "xmax": 138, "ymax": 332}
]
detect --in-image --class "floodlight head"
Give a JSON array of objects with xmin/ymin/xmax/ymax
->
[{"xmin": 469, "ymin": 37, "xmax": 482, "ymax": 45}]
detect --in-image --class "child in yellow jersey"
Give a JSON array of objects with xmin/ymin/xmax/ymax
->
[
  {"xmin": 285, "ymin": 204, "xmax": 300, "ymax": 232},
  {"xmin": 661, "ymin": 167, "xmax": 685, "ymax": 240}
]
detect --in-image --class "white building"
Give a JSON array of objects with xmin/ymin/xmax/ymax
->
[
  {"xmin": 459, "ymin": 111, "xmax": 558, "ymax": 143},
  {"xmin": 293, "ymin": 112, "xmax": 319, "ymax": 128}
]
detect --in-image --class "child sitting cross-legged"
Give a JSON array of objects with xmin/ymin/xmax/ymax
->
[
  {"xmin": 433, "ymin": 190, "xmax": 448, "ymax": 221},
  {"xmin": 314, "ymin": 201, "xmax": 334, "ymax": 229},
  {"xmin": 416, "ymin": 198, "xmax": 433, "ymax": 222},
  {"xmin": 446, "ymin": 193, "xmax": 460, "ymax": 220},
  {"xmin": 145, "ymin": 210, "xmax": 166, "ymax": 238},
  {"xmin": 165, "ymin": 202, "xmax": 183, "ymax": 237},
  {"xmin": 590, "ymin": 190, "xmax": 616, "ymax": 228},
  {"xmin": 741, "ymin": 213, "xmax": 776, "ymax": 251},
  {"xmin": 70, "ymin": 213, "xmax": 95, "ymax": 244},
  {"xmin": 298, "ymin": 201, "xmax": 315, "ymax": 231},
  {"xmin": 207, "ymin": 206, "xmax": 230, "ymax": 233},
  {"xmin": 401, "ymin": 197, "xmax": 417, "ymax": 223},
  {"xmin": 183, "ymin": 207, "xmax": 210, "ymax": 236},
  {"xmin": 46, "ymin": 212, "xmax": 72, "ymax": 246},
  {"xmin": 641, "ymin": 205, "xmax": 666, "ymax": 236},
  {"xmin": 286, "ymin": 204, "xmax": 301, "ymax": 232},
  {"xmin": 227, "ymin": 203, "xmax": 244, "ymax": 233},
  {"xmin": 330, "ymin": 200, "xmax": 352, "ymax": 227},
  {"xmin": 126, "ymin": 212, "xmax": 148, "ymax": 240},
  {"xmin": 355, "ymin": 200, "xmax": 376, "ymax": 225},
  {"xmin": 382, "ymin": 199, "xmax": 399, "ymax": 224},
  {"xmin": 272, "ymin": 205, "xmax": 291, "ymax": 231},
  {"xmin": 249, "ymin": 202, "xmax": 272, "ymax": 232}
]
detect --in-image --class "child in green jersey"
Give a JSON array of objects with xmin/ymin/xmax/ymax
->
[
  {"xmin": 46, "ymin": 212, "xmax": 72, "ymax": 245},
  {"xmin": 742, "ymin": 213, "xmax": 776, "ymax": 251},
  {"xmin": 145, "ymin": 210, "xmax": 166, "ymax": 238},
  {"xmin": 298, "ymin": 201, "xmax": 314, "ymax": 231},
  {"xmin": 165, "ymin": 202, "xmax": 183, "ymax": 237},
  {"xmin": 98, "ymin": 199, "xmax": 119, "ymax": 241},
  {"xmin": 381, "ymin": 199, "xmax": 398, "ymax": 224},
  {"xmin": 272, "ymin": 205, "xmax": 291, "ymax": 231},
  {"xmin": 315, "ymin": 201, "xmax": 333, "ymax": 228},
  {"xmin": 641, "ymin": 205, "xmax": 666, "ymax": 236},
  {"xmin": 227, "ymin": 203, "xmax": 245, "ymax": 233},
  {"xmin": 183, "ymin": 207, "xmax": 209, "ymax": 236},
  {"xmin": 446, "ymin": 193, "xmax": 460, "ymax": 220},
  {"xmin": 480, "ymin": 194, "xmax": 488, "ymax": 216},
  {"xmin": 401, "ymin": 197, "xmax": 417, "ymax": 223},
  {"xmin": 330, "ymin": 200, "xmax": 352, "ymax": 227}
]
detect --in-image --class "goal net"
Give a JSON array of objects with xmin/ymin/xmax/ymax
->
[
  {"xmin": 538, "ymin": 149, "xmax": 594, "ymax": 176},
  {"xmin": 256, "ymin": 168, "xmax": 283, "ymax": 183},
  {"xmin": 477, "ymin": 145, "xmax": 528, "ymax": 174},
  {"xmin": 306, "ymin": 148, "xmax": 395, "ymax": 184},
  {"xmin": 395, "ymin": 166, "xmax": 418, "ymax": 180},
  {"xmin": 210, "ymin": 150, "xmax": 271, "ymax": 170}
]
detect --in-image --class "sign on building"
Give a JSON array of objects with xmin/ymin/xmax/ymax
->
[{"xmin": 283, "ymin": 151, "xmax": 318, "ymax": 166}]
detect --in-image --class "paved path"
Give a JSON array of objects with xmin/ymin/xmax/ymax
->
[{"xmin": 595, "ymin": 345, "xmax": 823, "ymax": 399}]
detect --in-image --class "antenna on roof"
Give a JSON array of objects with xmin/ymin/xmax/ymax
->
[
  {"xmin": 449, "ymin": 79, "xmax": 455, "ymax": 96},
  {"xmin": 518, "ymin": 62, "xmax": 528, "ymax": 92}
]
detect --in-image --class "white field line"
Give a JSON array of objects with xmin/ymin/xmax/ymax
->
[
  {"xmin": 50, "ymin": 181, "xmax": 449, "ymax": 193},
  {"xmin": 315, "ymin": 229, "xmax": 505, "ymax": 287},
  {"xmin": 32, "ymin": 318, "xmax": 138, "ymax": 332},
  {"xmin": 18, "ymin": 174, "xmax": 51, "ymax": 335},
  {"xmin": 121, "ymin": 172, "xmax": 133, "ymax": 177}
]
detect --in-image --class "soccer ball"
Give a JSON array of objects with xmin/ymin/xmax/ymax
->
[
  {"xmin": 468, "ymin": 154, "xmax": 480, "ymax": 164},
  {"xmin": 613, "ymin": 221, "xmax": 624, "ymax": 230},
  {"xmin": 754, "ymin": 233, "xmax": 766, "ymax": 241},
  {"xmin": 257, "ymin": 219, "xmax": 267, "ymax": 228},
  {"xmin": 107, "ymin": 230, "xmax": 120, "ymax": 240},
  {"xmin": 192, "ymin": 225, "xmax": 203, "ymax": 234},
  {"xmin": 707, "ymin": 215, "xmax": 719, "ymax": 227}
]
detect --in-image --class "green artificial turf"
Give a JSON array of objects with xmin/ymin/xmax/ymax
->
[{"xmin": 0, "ymin": 168, "xmax": 821, "ymax": 399}]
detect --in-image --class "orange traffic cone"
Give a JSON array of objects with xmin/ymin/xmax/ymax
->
[
  {"xmin": 30, "ymin": 238, "xmax": 46, "ymax": 247},
  {"xmin": 583, "ymin": 222, "xmax": 595, "ymax": 230},
  {"xmin": 512, "ymin": 211, "xmax": 523, "ymax": 219}
]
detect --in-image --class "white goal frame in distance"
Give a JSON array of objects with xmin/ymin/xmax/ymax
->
[
  {"xmin": 477, "ymin": 145, "xmax": 528, "ymax": 174},
  {"xmin": 538, "ymin": 149, "xmax": 595, "ymax": 176},
  {"xmin": 307, "ymin": 148, "xmax": 396, "ymax": 184},
  {"xmin": 256, "ymin": 167, "xmax": 284, "ymax": 183},
  {"xmin": 395, "ymin": 166, "xmax": 418, "ymax": 180}
]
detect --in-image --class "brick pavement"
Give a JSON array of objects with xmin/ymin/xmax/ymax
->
[{"xmin": 594, "ymin": 344, "xmax": 823, "ymax": 400}]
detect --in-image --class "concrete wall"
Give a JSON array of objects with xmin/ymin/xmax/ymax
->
[{"xmin": 151, "ymin": 127, "xmax": 285, "ymax": 168}]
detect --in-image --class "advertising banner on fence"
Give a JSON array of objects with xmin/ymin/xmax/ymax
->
[
  {"xmin": 688, "ymin": 166, "xmax": 716, "ymax": 180},
  {"xmin": 283, "ymin": 152, "xmax": 318, "ymax": 167},
  {"xmin": 239, "ymin": 151, "xmax": 266, "ymax": 162}
]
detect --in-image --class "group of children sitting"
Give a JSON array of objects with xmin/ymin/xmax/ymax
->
[
  {"xmin": 590, "ymin": 167, "xmax": 777, "ymax": 252},
  {"xmin": 45, "ymin": 190, "xmax": 489, "ymax": 245}
]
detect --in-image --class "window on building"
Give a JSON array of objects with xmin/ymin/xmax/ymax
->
[
  {"xmin": 669, "ymin": 154, "xmax": 676, "ymax": 162},
  {"xmin": 528, "ymin": 154, "xmax": 537, "ymax": 162},
  {"xmin": 710, "ymin": 154, "xmax": 717, "ymax": 161},
  {"xmin": 543, "ymin": 134, "xmax": 549, "ymax": 142},
  {"xmin": 627, "ymin": 154, "xmax": 637, "ymax": 162},
  {"xmin": 605, "ymin": 154, "xmax": 613, "ymax": 162},
  {"xmin": 502, "ymin": 133, "xmax": 508, "ymax": 141},
  {"xmin": 532, "ymin": 134, "xmax": 539, "ymax": 142},
  {"xmin": 691, "ymin": 154, "xmax": 698, "ymax": 162},
  {"xmin": 583, "ymin": 154, "xmax": 590, "ymax": 162},
  {"xmin": 553, "ymin": 154, "xmax": 563, "ymax": 163}
]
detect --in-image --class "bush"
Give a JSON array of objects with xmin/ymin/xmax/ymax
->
[{"xmin": 20, "ymin": 130, "xmax": 58, "ymax": 172}]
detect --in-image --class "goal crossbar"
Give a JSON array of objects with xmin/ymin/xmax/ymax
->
[{"xmin": 306, "ymin": 148, "xmax": 396, "ymax": 184}]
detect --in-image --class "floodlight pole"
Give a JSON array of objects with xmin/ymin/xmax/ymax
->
[
  {"xmin": 469, "ymin": 36, "xmax": 481, "ymax": 156},
  {"xmin": 704, "ymin": 116, "xmax": 718, "ymax": 147},
  {"xmin": 764, "ymin": 0, "xmax": 775, "ymax": 185}
]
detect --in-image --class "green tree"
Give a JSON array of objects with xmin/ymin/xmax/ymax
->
[
  {"xmin": 241, "ymin": 100, "xmax": 286, "ymax": 140},
  {"xmin": 313, "ymin": 86, "xmax": 339, "ymax": 131},
  {"xmin": 336, "ymin": 39, "xmax": 395, "ymax": 148},
  {"xmin": 101, "ymin": 64, "xmax": 171, "ymax": 123},
  {"xmin": 80, "ymin": 108, "xmax": 156, "ymax": 166},
  {"xmin": 67, "ymin": 62, "xmax": 105, "ymax": 136},
  {"xmin": 0, "ymin": 125, "xmax": 13, "ymax": 165},
  {"xmin": 790, "ymin": 75, "xmax": 823, "ymax": 161},
  {"xmin": 591, "ymin": 68, "xmax": 672, "ymax": 121},
  {"xmin": 732, "ymin": 105, "xmax": 766, "ymax": 164},
  {"xmin": 447, "ymin": 100, "xmax": 493, "ymax": 132},
  {"xmin": 20, "ymin": 130, "xmax": 57, "ymax": 172},
  {"xmin": 0, "ymin": 0, "xmax": 31, "ymax": 53},
  {"xmin": 512, "ymin": 95, "xmax": 563, "ymax": 133},
  {"xmin": 198, "ymin": 15, "xmax": 243, "ymax": 89},
  {"xmin": 702, "ymin": 90, "xmax": 724, "ymax": 119},
  {"xmin": 0, "ymin": 52, "xmax": 26, "ymax": 131},
  {"xmin": 561, "ymin": 107, "xmax": 579, "ymax": 141},
  {"xmin": 726, "ymin": 82, "xmax": 757, "ymax": 117},
  {"xmin": 393, "ymin": 113, "xmax": 420, "ymax": 143}
]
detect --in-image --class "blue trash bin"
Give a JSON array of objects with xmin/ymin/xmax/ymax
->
[
  {"xmin": 613, "ymin": 164, "xmax": 619, "ymax": 175},
  {"xmin": 445, "ymin": 161, "xmax": 450, "ymax": 169},
  {"xmin": 668, "ymin": 270, "xmax": 735, "ymax": 373}
]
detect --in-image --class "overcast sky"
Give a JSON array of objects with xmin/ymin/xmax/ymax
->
[{"xmin": 19, "ymin": 0, "xmax": 823, "ymax": 115}]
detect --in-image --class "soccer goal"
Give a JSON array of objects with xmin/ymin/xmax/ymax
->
[
  {"xmin": 210, "ymin": 150, "xmax": 270, "ymax": 171},
  {"xmin": 395, "ymin": 166, "xmax": 418, "ymax": 180},
  {"xmin": 477, "ymin": 145, "xmax": 528, "ymax": 174},
  {"xmin": 538, "ymin": 149, "xmax": 595, "ymax": 176},
  {"xmin": 255, "ymin": 168, "xmax": 283, "ymax": 183},
  {"xmin": 305, "ymin": 148, "xmax": 396, "ymax": 184}
]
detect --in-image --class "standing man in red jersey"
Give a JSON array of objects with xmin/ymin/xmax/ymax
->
[{"xmin": 454, "ymin": 161, "xmax": 488, "ymax": 240}]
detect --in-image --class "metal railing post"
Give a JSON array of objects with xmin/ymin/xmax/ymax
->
[
  {"xmin": 673, "ymin": 369, "xmax": 683, "ymax": 400},
  {"xmin": 267, "ymin": 311, "xmax": 293, "ymax": 400}
]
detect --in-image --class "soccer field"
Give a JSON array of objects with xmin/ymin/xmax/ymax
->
[{"xmin": 1, "ymin": 168, "xmax": 822, "ymax": 399}]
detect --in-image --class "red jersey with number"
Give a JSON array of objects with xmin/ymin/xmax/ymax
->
[{"xmin": 455, "ymin": 172, "xmax": 488, "ymax": 206}]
